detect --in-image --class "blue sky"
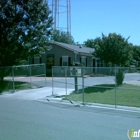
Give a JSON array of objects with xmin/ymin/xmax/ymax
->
[
  {"xmin": 69, "ymin": 0, "xmax": 140, "ymax": 45},
  {"xmin": 47, "ymin": 0, "xmax": 140, "ymax": 45}
]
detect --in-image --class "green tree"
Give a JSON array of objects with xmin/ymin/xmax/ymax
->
[
  {"xmin": 93, "ymin": 33, "xmax": 133, "ymax": 66},
  {"xmin": 0, "ymin": 0, "xmax": 52, "ymax": 80},
  {"xmin": 84, "ymin": 39, "xmax": 94, "ymax": 48},
  {"xmin": 51, "ymin": 29, "xmax": 75, "ymax": 44},
  {"xmin": 132, "ymin": 45, "xmax": 140, "ymax": 66},
  {"xmin": 84, "ymin": 38, "xmax": 102, "ymax": 48}
]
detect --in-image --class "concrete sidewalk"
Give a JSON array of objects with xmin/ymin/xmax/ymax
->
[{"xmin": 1, "ymin": 87, "xmax": 74, "ymax": 100}]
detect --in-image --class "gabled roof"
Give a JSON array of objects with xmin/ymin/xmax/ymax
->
[{"xmin": 51, "ymin": 41, "xmax": 94, "ymax": 56}]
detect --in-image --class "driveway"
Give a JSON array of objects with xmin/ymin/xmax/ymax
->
[{"xmin": 51, "ymin": 73, "xmax": 140, "ymax": 89}]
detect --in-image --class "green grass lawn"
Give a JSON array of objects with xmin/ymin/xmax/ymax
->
[
  {"xmin": 66, "ymin": 84, "xmax": 140, "ymax": 107},
  {"xmin": 0, "ymin": 80, "xmax": 31, "ymax": 94}
]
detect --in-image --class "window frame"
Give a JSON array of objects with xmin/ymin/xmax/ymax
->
[
  {"xmin": 81, "ymin": 56, "xmax": 86, "ymax": 66},
  {"xmin": 62, "ymin": 56, "xmax": 68, "ymax": 66}
]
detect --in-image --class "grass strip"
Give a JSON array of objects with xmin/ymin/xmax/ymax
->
[{"xmin": 65, "ymin": 84, "xmax": 140, "ymax": 107}]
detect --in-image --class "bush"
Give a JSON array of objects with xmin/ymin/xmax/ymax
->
[{"xmin": 115, "ymin": 70, "xmax": 124, "ymax": 86}]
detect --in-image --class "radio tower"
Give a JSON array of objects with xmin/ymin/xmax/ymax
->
[{"xmin": 45, "ymin": 0, "xmax": 71, "ymax": 34}]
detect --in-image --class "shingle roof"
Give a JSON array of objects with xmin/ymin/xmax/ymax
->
[{"xmin": 52, "ymin": 41, "xmax": 94, "ymax": 56}]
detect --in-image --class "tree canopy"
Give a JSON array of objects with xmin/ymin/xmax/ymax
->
[
  {"xmin": 132, "ymin": 45, "xmax": 140, "ymax": 66},
  {"xmin": 85, "ymin": 33, "xmax": 133, "ymax": 66},
  {"xmin": 84, "ymin": 39, "xmax": 95, "ymax": 48},
  {"xmin": 0, "ymin": 0, "xmax": 53, "ymax": 67},
  {"xmin": 51, "ymin": 29, "xmax": 75, "ymax": 45}
]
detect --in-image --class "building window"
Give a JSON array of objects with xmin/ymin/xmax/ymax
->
[
  {"xmin": 62, "ymin": 56, "xmax": 68, "ymax": 66},
  {"xmin": 40, "ymin": 57, "xmax": 42, "ymax": 64},
  {"xmin": 32, "ymin": 57, "xmax": 42, "ymax": 64},
  {"xmin": 81, "ymin": 56, "xmax": 86, "ymax": 66},
  {"xmin": 97, "ymin": 59, "xmax": 100, "ymax": 67},
  {"xmin": 101, "ymin": 60, "xmax": 104, "ymax": 67},
  {"xmin": 93, "ymin": 59, "xmax": 96, "ymax": 67},
  {"xmin": 34, "ymin": 57, "xmax": 40, "ymax": 64},
  {"xmin": 32, "ymin": 58, "xmax": 34, "ymax": 64},
  {"xmin": 97, "ymin": 59, "xmax": 104, "ymax": 67}
]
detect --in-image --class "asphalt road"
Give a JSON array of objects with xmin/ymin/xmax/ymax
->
[
  {"xmin": 0, "ymin": 97, "xmax": 140, "ymax": 140},
  {"xmin": 46, "ymin": 73, "xmax": 140, "ymax": 89}
]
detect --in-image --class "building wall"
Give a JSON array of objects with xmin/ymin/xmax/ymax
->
[
  {"xmin": 45, "ymin": 44, "xmax": 75, "ymax": 67},
  {"xmin": 29, "ymin": 44, "xmax": 94, "ymax": 75}
]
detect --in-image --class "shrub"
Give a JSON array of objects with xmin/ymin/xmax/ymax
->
[{"xmin": 115, "ymin": 69, "xmax": 124, "ymax": 86}]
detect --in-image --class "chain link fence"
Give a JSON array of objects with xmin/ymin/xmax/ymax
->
[
  {"xmin": 0, "ymin": 64, "xmax": 46, "ymax": 93},
  {"xmin": 52, "ymin": 66, "xmax": 140, "ymax": 108}
]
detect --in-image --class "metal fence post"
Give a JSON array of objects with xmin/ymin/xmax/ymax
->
[
  {"xmin": 52, "ymin": 66, "xmax": 54, "ymax": 96},
  {"xmin": 44, "ymin": 64, "xmax": 47, "ymax": 86},
  {"xmin": 29, "ymin": 65, "xmax": 32, "ymax": 88},
  {"xmin": 82, "ymin": 66, "xmax": 85, "ymax": 105},
  {"xmin": 115, "ymin": 67, "xmax": 117, "ymax": 108},
  {"xmin": 12, "ymin": 66, "xmax": 15, "ymax": 92},
  {"xmin": 74, "ymin": 67, "xmax": 78, "ymax": 93},
  {"xmin": 65, "ymin": 67, "xmax": 67, "ymax": 96}
]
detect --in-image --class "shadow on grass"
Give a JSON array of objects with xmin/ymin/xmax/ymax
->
[
  {"xmin": 0, "ymin": 80, "xmax": 31, "ymax": 94},
  {"xmin": 72, "ymin": 84, "xmax": 116, "ymax": 94},
  {"xmin": 0, "ymin": 80, "xmax": 11, "ymax": 94}
]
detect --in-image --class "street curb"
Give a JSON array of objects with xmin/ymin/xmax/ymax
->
[{"xmin": 37, "ymin": 97, "xmax": 140, "ymax": 113}]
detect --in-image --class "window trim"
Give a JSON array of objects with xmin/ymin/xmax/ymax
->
[
  {"xmin": 81, "ymin": 56, "xmax": 86, "ymax": 66},
  {"xmin": 62, "ymin": 56, "xmax": 68, "ymax": 66}
]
